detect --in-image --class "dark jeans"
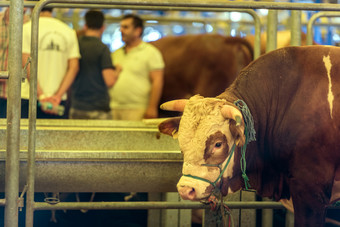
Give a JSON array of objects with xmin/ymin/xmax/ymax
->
[
  {"xmin": 0, "ymin": 98, "xmax": 6, "ymax": 118},
  {"xmin": 0, "ymin": 98, "xmax": 24, "ymax": 119},
  {"xmin": 0, "ymin": 99, "xmax": 67, "ymax": 119}
]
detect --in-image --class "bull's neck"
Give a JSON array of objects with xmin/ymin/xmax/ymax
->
[
  {"xmin": 221, "ymin": 49, "xmax": 301, "ymax": 152},
  {"xmin": 217, "ymin": 48, "xmax": 302, "ymax": 197}
]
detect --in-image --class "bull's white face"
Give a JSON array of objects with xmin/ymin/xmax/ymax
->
[
  {"xmin": 177, "ymin": 120, "xmax": 236, "ymax": 200},
  {"xmin": 159, "ymin": 95, "xmax": 245, "ymax": 201}
]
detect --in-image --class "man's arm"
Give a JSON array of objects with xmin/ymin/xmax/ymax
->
[
  {"xmin": 144, "ymin": 69, "xmax": 164, "ymax": 119},
  {"xmin": 49, "ymin": 57, "xmax": 79, "ymax": 105},
  {"xmin": 102, "ymin": 66, "xmax": 121, "ymax": 88}
]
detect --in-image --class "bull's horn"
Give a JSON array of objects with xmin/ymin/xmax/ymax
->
[
  {"xmin": 160, "ymin": 99, "xmax": 188, "ymax": 112},
  {"xmin": 221, "ymin": 105, "xmax": 243, "ymax": 126}
]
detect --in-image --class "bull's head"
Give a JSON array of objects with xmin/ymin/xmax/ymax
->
[{"xmin": 159, "ymin": 95, "xmax": 245, "ymax": 201}]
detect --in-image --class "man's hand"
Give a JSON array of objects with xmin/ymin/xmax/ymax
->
[
  {"xmin": 38, "ymin": 95, "xmax": 61, "ymax": 115},
  {"xmin": 48, "ymin": 95, "xmax": 61, "ymax": 106}
]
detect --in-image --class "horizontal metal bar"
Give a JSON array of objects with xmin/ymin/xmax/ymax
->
[
  {"xmin": 309, "ymin": 22, "xmax": 340, "ymax": 27},
  {"xmin": 0, "ymin": 0, "xmax": 338, "ymax": 11},
  {"xmin": 0, "ymin": 119, "xmax": 180, "ymax": 152},
  {"xmin": 39, "ymin": 0, "xmax": 340, "ymax": 11},
  {"xmin": 28, "ymin": 4, "xmax": 259, "ymax": 13},
  {"xmin": 33, "ymin": 201, "xmax": 286, "ymax": 211},
  {"xmin": 0, "ymin": 71, "xmax": 9, "ymax": 79},
  {"xmin": 0, "ymin": 150, "xmax": 182, "ymax": 162},
  {"xmin": 0, "ymin": 119, "xmax": 168, "ymax": 131},
  {"xmin": 0, "ymin": 119, "xmax": 160, "ymax": 129}
]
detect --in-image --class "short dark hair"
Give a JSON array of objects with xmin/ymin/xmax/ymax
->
[
  {"xmin": 85, "ymin": 10, "xmax": 104, "ymax": 30},
  {"xmin": 31, "ymin": 0, "xmax": 53, "ymax": 12},
  {"xmin": 41, "ymin": 7, "xmax": 53, "ymax": 12},
  {"xmin": 122, "ymin": 14, "xmax": 144, "ymax": 37}
]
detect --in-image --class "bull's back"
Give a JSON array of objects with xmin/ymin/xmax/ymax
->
[{"xmin": 151, "ymin": 34, "xmax": 253, "ymax": 116}]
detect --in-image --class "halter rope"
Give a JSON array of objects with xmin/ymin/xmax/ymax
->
[
  {"xmin": 183, "ymin": 143, "xmax": 236, "ymax": 188},
  {"xmin": 234, "ymin": 99, "xmax": 256, "ymax": 190}
]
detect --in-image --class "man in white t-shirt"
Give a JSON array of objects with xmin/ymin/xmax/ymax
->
[
  {"xmin": 21, "ymin": 6, "xmax": 80, "ymax": 118},
  {"xmin": 109, "ymin": 14, "xmax": 164, "ymax": 120}
]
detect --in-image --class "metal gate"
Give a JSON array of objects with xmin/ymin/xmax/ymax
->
[{"xmin": 3, "ymin": 1, "xmax": 340, "ymax": 227}]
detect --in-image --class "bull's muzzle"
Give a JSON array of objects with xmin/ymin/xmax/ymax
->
[{"xmin": 178, "ymin": 185, "xmax": 196, "ymax": 200}]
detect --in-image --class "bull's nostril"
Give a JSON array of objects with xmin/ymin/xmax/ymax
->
[
  {"xmin": 187, "ymin": 187, "xmax": 196, "ymax": 199},
  {"xmin": 178, "ymin": 186, "xmax": 196, "ymax": 200}
]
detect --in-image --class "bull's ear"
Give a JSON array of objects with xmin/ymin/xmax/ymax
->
[
  {"xmin": 221, "ymin": 105, "xmax": 243, "ymax": 126},
  {"xmin": 221, "ymin": 105, "xmax": 245, "ymax": 147},
  {"xmin": 158, "ymin": 117, "xmax": 181, "ymax": 138},
  {"xmin": 229, "ymin": 119, "xmax": 245, "ymax": 147}
]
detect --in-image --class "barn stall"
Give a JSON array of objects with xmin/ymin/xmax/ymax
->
[{"xmin": 1, "ymin": 0, "xmax": 340, "ymax": 227}]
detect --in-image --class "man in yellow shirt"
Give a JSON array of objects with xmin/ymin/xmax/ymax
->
[{"xmin": 109, "ymin": 14, "xmax": 164, "ymax": 120}]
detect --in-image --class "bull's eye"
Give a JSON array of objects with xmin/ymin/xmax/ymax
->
[{"xmin": 215, "ymin": 142, "xmax": 222, "ymax": 148}]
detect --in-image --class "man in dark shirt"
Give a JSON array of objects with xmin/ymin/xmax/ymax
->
[{"xmin": 70, "ymin": 10, "xmax": 119, "ymax": 119}]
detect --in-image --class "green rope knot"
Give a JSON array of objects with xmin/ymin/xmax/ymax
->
[
  {"xmin": 242, "ymin": 173, "xmax": 248, "ymax": 181},
  {"xmin": 242, "ymin": 173, "xmax": 251, "ymax": 190}
]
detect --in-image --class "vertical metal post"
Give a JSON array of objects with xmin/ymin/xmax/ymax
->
[
  {"xmin": 179, "ymin": 198, "xmax": 191, "ymax": 227},
  {"xmin": 306, "ymin": 13, "xmax": 316, "ymax": 46},
  {"xmin": 237, "ymin": 9, "xmax": 261, "ymax": 59},
  {"xmin": 162, "ymin": 193, "xmax": 180, "ymax": 227},
  {"xmin": 262, "ymin": 198, "xmax": 273, "ymax": 227},
  {"xmin": 5, "ymin": 0, "xmax": 24, "ymax": 226},
  {"xmin": 285, "ymin": 210, "xmax": 294, "ymax": 227},
  {"xmin": 148, "ymin": 193, "xmax": 162, "ymax": 227},
  {"xmin": 26, "ymin": 1, "xmax": 43, "ymax": 226},
  {"xmin": 290, "ymin": 10, "xmax": 301, "ymax": 46},
  {"xmin": 266, "ymin": 10, "xmax": 277, "ymax": 53},
  {"xmin": 251, "ymin": 11, "xmax": 261, "ymax": 59},
  {"xmin": 72, "ymin": 10, "xmax": 81, "ymax": 30}
]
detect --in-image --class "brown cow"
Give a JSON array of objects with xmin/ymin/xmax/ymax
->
[
  {"xmin": 159, "ymin": 46, "xmax": 340, "ymax": 226},
  {"xmin": 151, "ymin": 34, "xmax": 253, "ymax": 117}
]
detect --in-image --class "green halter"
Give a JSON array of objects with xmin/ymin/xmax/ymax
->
[{"xmin": 183, "ymin": 143, "xmax": 236, "ymax": 189}]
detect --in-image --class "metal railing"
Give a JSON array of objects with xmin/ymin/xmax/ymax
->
[
  {"xmin": 4, "ymin": 0, "xmax": 340, "ymax": 227},
  {"xmin": 306, "ymin": 12, "xmax": 340, "ymax": 45},
  {"xmin": 33, "ymin": 201, "xmax": 285, "ymax": 210},
  {"xmin": 5, "ymin": 1, "xmax": 24, "ymax": 227}
]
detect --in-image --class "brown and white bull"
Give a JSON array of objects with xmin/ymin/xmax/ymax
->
[
  {"xmin": 151, "ymin": 34, "xmax": 253, "ymax": 117},
  {"xmin": 159, "ymin": 46, "xmax": 340, "ymax": 226}
]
